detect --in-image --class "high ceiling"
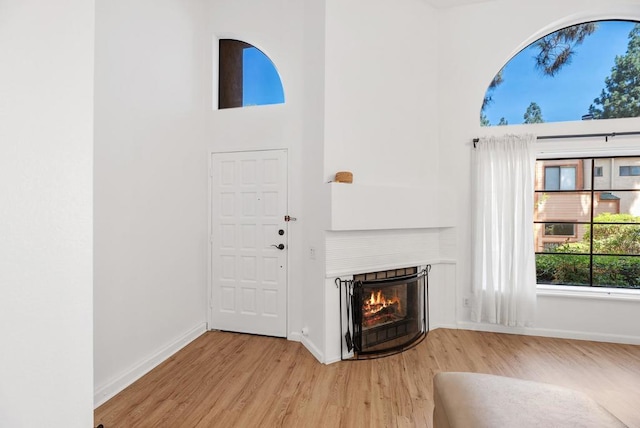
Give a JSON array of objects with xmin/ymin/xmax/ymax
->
[{"xmin": 425, "ymin": 0, "xmax": 494, "ymax": 9}]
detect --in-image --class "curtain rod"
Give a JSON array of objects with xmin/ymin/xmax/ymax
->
[{"xmin": 472, "ymin": 131, "xmax": 640, "ymax": 148}]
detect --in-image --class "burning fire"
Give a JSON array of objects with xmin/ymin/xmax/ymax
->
[
  {"xmin": 366, "ymin": 290, "xmax": 399, "ymax": 313},
  {"xmin": 363, "ymin": 290, "xmax": 402, "ymax": 327},
  {"xmin": 361, "ymin": 285, "xmax": 408, "ymax": 329}
]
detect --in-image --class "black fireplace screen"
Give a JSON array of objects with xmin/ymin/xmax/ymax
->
[{"xmin": 338, "ymin": 266, "xmax": 429, "ymax": 360}]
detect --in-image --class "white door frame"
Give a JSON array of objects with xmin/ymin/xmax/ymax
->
[{"xmin": 207, "ymin": 148, "xmax": 290, "ymax": 336}]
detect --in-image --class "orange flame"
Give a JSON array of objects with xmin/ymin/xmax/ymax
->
[{"xmin": 364, "ymin": 290, "xmax": 400, "ymax": 316}]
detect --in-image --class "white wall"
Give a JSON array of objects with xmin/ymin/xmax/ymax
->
[
  {"xmin": 324, "ymin": 0, "xmax": 440, "ymax": 187},
  {"xmin": 94, "ymin": 0, "xmax": 208, "ymax": 405},
  {"xmin": 301, "ymin": 0, "xmax": 331, "ymax": 360},
  {"xmin": 0, "ymin": 1, "xmax": 94, "ymax": 426},
  {"xmin": 439, "ymin": 0, "xmax": 640, "ymax": 343}
]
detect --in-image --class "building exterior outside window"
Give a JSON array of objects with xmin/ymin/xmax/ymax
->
[{"xmin": 534, "ymin": 156, "xmax": 640, "ymax": 288}]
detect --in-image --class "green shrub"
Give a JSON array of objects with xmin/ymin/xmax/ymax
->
[
  {"xmin": 536, "ymin": 254, "xmax": 640, "ymax": 288},
  {"xmin": 537, "ymin": 213, "xmax": 640, "ymax": 288},
  {"xmin": 585, "ymin": 213, "xmax": 640, "ymax": 254}
]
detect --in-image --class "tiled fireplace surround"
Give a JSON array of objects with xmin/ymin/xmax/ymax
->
[{"xmin": 320, "ymin": 184, "xmax": 457, "ymax": 363}]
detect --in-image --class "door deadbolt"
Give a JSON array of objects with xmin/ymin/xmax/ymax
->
[{"xmin": 278, "ymin": 229, "xmax": 285, "ymax": 235}]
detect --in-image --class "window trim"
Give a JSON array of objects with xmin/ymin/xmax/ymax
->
[{"xmin": 536, "ymin": 283, "xmax": 640, "ymax": 300}]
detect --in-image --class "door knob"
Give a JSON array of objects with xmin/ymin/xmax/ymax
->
[{"xmin": 271, "ymin": 243, "xmax": 285, "ymax": 250}]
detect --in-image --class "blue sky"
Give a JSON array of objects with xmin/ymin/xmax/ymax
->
[
  {"xmin": 483, "ymin": 21, "xmax": 635, "ymax": 126},
  {"xmin": 242, "ymin": 47, "xmax": 285, "ymax": 107}
]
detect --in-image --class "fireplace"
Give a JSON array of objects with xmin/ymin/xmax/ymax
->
[{"xmin": 338, "ymin": 266, "xmax": 429, "ymax": 359}]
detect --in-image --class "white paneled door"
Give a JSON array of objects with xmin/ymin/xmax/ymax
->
[{"xmin": 210, "ymin": 150, "xmax": 288, "ymax": 337}]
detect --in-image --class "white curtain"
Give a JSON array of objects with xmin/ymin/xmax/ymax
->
[{"xmin": 471, "ymin": 134, "xmax": 537, "ymax": 327}]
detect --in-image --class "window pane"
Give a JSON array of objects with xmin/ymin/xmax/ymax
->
[
  {"xmin": 537, "ymin": 159, "xmax": 583, "ymax": 191},
  {"xmin": 480, "ymin": 21, "xmax": 640, "ymax": 126},
  {"xmin": 544, "ymin": 223, "xmax": 575, "ymax": 235},
  {"xmin": 534, "ymin": 192, "xmax": 592, "ymax": 223},
  {"xmin": 592, "ymin": 255, "xmax": 640, "ymax": 288},
  {"xmin": 544, "ymin": 167, "xmax": 560, "ymax": 190},
  {"xmin": 592, "ymin": 224, "xmax": 640, "ymax": 255},
  {"xmin": 536, "ymin": 254, "xmax": 590, "ymax": 286},
  {"xmin": 560, "ymin": 167, "xmax": 576, "ymax": 190},
  {"xmin": 618, "ymin": 164, "xmax": 640, "ymax": 176},
  {"xmin": 595, "ymin": 157, "xmax": 640, "ymax": 189},
  {"xmin": 243, "ymin": 47, "xmax": 285, "ymax": 106},
  {"xmin": 218, "ymin": 39, "xmax": 285, "ymax": 110},
  {"xmin": 593, "ymin": 191, "xmax": 640, "ymax": 220},
  {"xmin": 593, "ymin": 159, "xmax": 608, "ymax": 189},
  {"xmin": 535, "ymin": 223, "xmax": 588, "ymax": 253},
  {"xmin": 536, "ymin": 156, "xmax": 640, "ymax": 288}
]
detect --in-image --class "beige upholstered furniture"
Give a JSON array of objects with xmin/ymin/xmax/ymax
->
[{"xmin": 433, "ymin": 372, "xmax": 627, "ymax": 428}]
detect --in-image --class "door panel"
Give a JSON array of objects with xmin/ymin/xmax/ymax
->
[{"xmin": 210, "ymin": 150, "xmax": 287, "ymax": 337}]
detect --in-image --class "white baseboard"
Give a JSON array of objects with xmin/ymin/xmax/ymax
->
[
  {"xmin": 324, "ymin": 355, "xmax": 343, "ymax": 364},
  {"xmin": 456, "ymin": 321, "xmax": 640, "ymax": 346},
  {"xmin": 288, "ymin": 331, "xmax": 303, "ymax": 342},
  {"xmin": 429, "ymin": 322, "xmax": 458, "ymax": 331},
  {"xmin": 94, "ymin": 322, "xmax": 207, "ymax": 408},
  {"xmin": 289, "ymin": 331, "xmax": 328, "ymax": 363},
  {"xmin": 300, "ymin": 335, "xmax": 324, "ymax": 363}
]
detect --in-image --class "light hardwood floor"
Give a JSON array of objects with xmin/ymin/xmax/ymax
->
[{"xmin": 95, "ymin": 329, "xmax": 640, "ymax": 427}]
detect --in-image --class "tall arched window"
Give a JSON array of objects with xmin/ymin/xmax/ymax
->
[
  {"xmin": 484, "ymin": 21, "xmax": 640, "ymax": 289},
  {"xmin": 481, "ymin": 20, "xmax": 640, "ymax": 126},
  {"xmin": 218, "ymin": 39, "xmax": 285, "ymax": 109}
]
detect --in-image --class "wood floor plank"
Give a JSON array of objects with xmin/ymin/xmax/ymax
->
[{"xmin": 95, "ymin": 329, "xmax": 640, "ymax": 427}]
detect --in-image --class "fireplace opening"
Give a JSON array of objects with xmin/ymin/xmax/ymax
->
[
  {"xmin": 338, "ymin": 266, "xmax": 429, "ymax": 360},
  {"xmin": 362, "ymin": 285, "xmax": 406, "ymax": 329}
]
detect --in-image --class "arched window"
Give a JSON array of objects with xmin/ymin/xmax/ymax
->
[
  {"xmin": 218, "ymin": 39, "xmax": 285, "ymax": 109},
  {"xmin": 481, "ymin": 20, "xmax": 640, "ymax": 126}
]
